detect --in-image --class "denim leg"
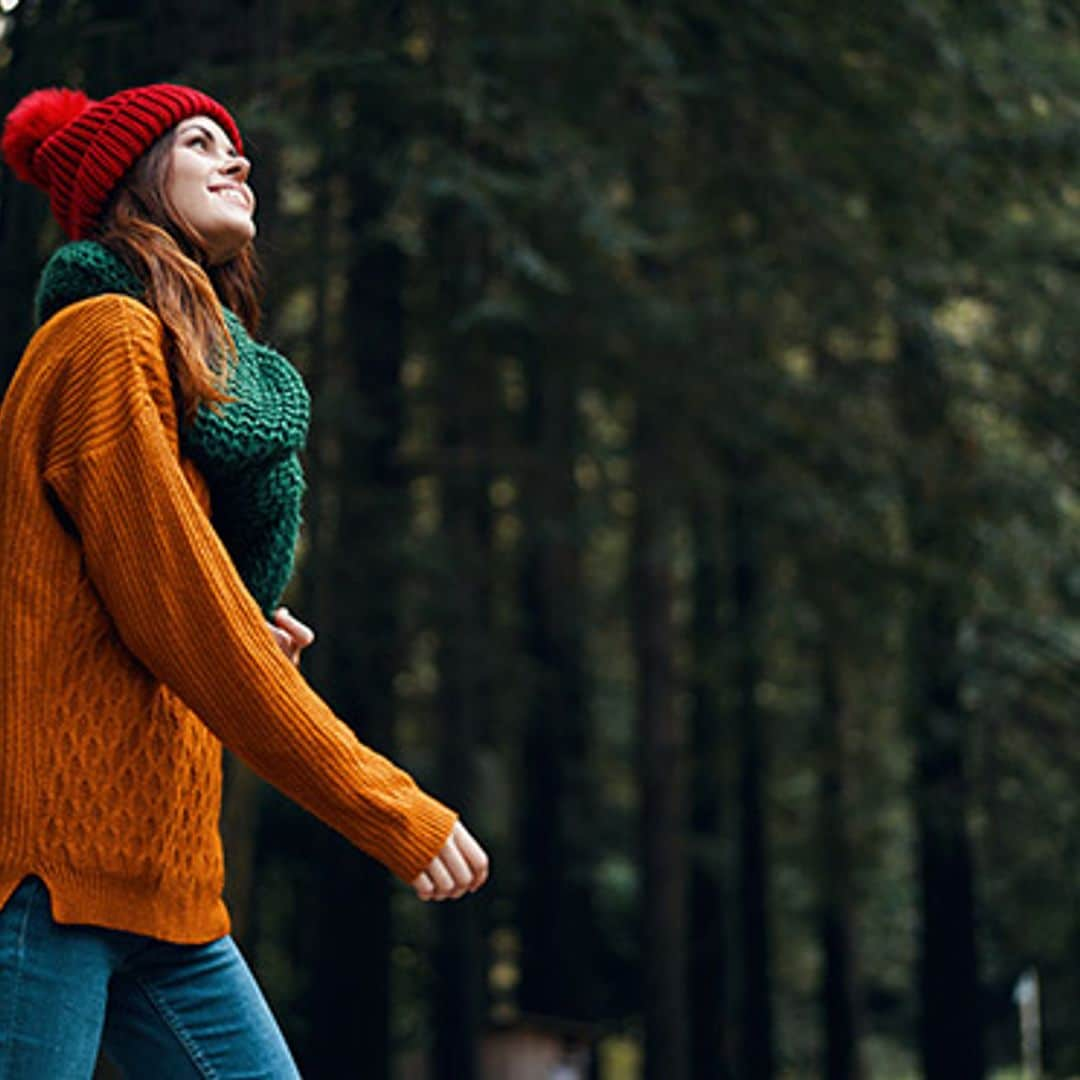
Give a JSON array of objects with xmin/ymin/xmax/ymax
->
[
  {"xmin": 102, "ymin": 934, "xmax": 300, "ymax": 1080},
  {"xmin": 0, "ymin": 876, "xmax": 113, "ymax": 1080}
]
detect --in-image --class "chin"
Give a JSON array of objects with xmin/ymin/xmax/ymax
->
[{"xmin": 207, "ymin": 228, "xmax": 256, "ymax": 267}]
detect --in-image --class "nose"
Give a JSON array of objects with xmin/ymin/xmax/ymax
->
[{"xmin": 221, "ymin": 153, "xmax": 251, "ymax": 182}]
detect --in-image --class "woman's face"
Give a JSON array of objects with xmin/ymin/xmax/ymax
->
[{"xmin": 166, "ymin": 115, "xmax": 255, "ymax": 264}]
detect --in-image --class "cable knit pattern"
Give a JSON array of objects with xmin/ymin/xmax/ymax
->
[
  {"xmin": 35, "ymin": 240, "xmax": 308, "ymax": 614},
  {"xmin": 0, "ymin": 293, "xmax": 456, "ymax": 944}
]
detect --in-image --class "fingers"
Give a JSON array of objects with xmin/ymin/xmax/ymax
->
[
  {"xmin": 453, "ymin": 822, "xmax": 490, "ymax": 892},
  {"xmin": 438, "ymin": 835, "xmax": 472, "ymax": 899},
  {"xmin": 273, "ymin": 607, "xmax": 315, "ymax": 648},
  {"xmin": 412, "ymin": 871, "xmax": 435, "ymax": 901},
  {"xmin": 410, "ymin": 822, "xmax": 491, "ymax": 902},
  {"xmin": 269, "ymin": 607, "xmax": 315, "ymax": 666},
  {"xmin": 428, "ymin": 854, "xmax": 458, "ymax": 897},
  {"xmin": 267, "ymin": 622, "xmax": 297, "ymax": 662}
]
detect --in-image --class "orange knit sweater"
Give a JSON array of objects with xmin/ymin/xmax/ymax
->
[{"xmin": 0, "ymin": 294, "xmax": 457, "ymax": 944}]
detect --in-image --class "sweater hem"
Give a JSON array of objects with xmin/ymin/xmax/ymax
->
[{"xmin": 0, "ymin": 865, "xmax": 230, "ymax": 945}]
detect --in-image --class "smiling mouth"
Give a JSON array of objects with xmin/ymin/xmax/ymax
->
[{"xmin": 210, "ymin": 186, "xmax": 252, "ymax": 209}]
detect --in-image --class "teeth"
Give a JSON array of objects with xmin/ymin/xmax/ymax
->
[{"xmin": 215, "ymin": 188, "xmax": 247, "ymax": 206}]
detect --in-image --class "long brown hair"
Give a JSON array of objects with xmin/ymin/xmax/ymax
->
[{"xmin": 95, "ymin": 127, "xmax": 262, "ymax": 422}]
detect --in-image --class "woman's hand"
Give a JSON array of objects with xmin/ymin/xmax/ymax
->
[
  {"xmin": 268, "ymin": 606, "xmax": 315, "ymax": 666},
  {"xmin": 411, "ymin": 821, "xmax": 489, "ymax": 901}
]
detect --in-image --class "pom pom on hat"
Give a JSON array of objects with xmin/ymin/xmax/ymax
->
[
  {"xmin": 2, "ymin": 88, "xmax": 90, "ymax": 188},
  {"xmin": 2, "ymin": 82, "xmax": 242, "ymax": 239}
]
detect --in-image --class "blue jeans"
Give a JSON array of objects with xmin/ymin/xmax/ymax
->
[{"xmin": 0, "ymin": 877, "xmax": 300, "ymax": 1079}]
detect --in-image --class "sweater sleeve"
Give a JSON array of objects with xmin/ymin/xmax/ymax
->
[{"xmin": 41, "ymin": 295, "xmax": 457, "ymax": 884}]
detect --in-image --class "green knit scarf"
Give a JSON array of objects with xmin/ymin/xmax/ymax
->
[{"xmin": 35, "ymin": 240, "xmax": 310, "ymax": 616}]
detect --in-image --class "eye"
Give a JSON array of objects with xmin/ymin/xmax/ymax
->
[{"xmin": 185, "ymin": 132, "xmax": 210, "ymax": 150}]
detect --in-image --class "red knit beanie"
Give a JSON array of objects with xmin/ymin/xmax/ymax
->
[{"xmin": 2, "ymin": 83, "xmax": 243, "ymax": 240}]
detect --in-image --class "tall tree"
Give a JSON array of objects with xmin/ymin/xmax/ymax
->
[
  {"xmin": 631, "ymin": 404, "xmax": 690, "ymax": 1080},
  {"xmin": 0, "ymin": 0, "xmax": 79, "ymax": 389},
  {"xmin": 729, "ymin": 469, "xmax": 775, "ymax": 1080},
  {"xmin": 894, "ymin": 310, "xmax": 983, "ymax": 1080},
  {"xmin": 689, "ymin": 498, "xmax": 735, "ymax": 1080},
  {"xmin": 430, "ymin": 342, "xmax": 490, "ymax": 1080},
  {"xmin": 517, "ymin": 338, "xmax": 596, "ymax": 1021},
  {"xmin": 426, "ymin": 111, "xmax": 492, "ymax": 1080},
  {"xmin": 816, "ymin": 635, "xmax": 863, "ymax": 1080},
  {"xmin": 296, "ymin": 33, "xmax": 415, "ymax": 1073}
]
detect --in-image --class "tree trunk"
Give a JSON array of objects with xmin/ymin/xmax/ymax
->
[
  {"xmin": 432, "ymin": 363, "xmax": 489, "ymax": 1080},
  {"xmin": 689, "ymin": 500, "xmax": 735, "ymax": 1080},
  {"xmin": 433, "ymin": 608, "xmax": 486, "ymax": 1080},
  {"xmin": 0, "ymin": 0, "xmax": 69, "ymax": 393},
  {"xmin": 632, "ymin": 408, "xmax": 690, "ymax": 1080},
  {"xmin": 817, "ymin": 639, "xmax": 863, "ymax": 1080},
  {"xmin": 909, "ymin": 595, "xmax": 981, "ymax": 1080},
  {"xmin": 731, "ymin": 475, "xmax": 774, "ymax": 1080},
  {"xmin": 894, "ymin": 311, "xmax": 983, "ymax": 1080},
  {"xmin": 517, "ymin": 346, "xmax": 595, "ymax": 1021},
  {"xmin": 425, "ymin": 180, "xmax": 492, "ymax": 1076},
  {"xmin": 218, "ymin": 0, "xmax": 287, "ymax": 954},
  {"xmin": 298, "ymin": 99, "xmax": 407, "ymax": 1078}
]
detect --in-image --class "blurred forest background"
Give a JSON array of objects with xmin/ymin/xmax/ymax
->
[{"xmin": 3, "ymin": 1, "xmax": 1080, "ymax": 1078}]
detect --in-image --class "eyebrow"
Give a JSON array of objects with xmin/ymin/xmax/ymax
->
[{"xmin": 177, "ymin": 121, "xmax": 237, "ymax": 155}]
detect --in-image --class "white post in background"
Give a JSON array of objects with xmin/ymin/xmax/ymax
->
[{"xmin": 1013, "ymin": 967, "xmax": 1042, "ymax": 1080}]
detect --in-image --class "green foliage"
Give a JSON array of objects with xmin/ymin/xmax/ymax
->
[{"xmin": 4, "ymin": 0, "xmax": 1080, "ymax": 1075}]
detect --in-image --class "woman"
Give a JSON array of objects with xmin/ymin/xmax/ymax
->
[{"xmin": 0, "ymin": 83, "xmax": 488, "ymax": 1078}]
